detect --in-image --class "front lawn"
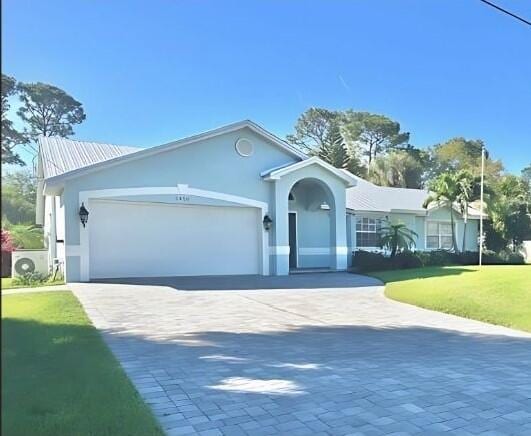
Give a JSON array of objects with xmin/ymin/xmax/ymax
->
[
  {"xmin": 1, "ymin": 291, "xmax": 163, "ymax": 436},
  {"xmin": 370, "ymin": 265, "xmax": 531, "ymax": 333},
  {"xmin": 1, "ymin": 277, "xmax": 64, "ymax": 290}
]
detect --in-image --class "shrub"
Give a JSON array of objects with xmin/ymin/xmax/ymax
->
[
  {"xmin": 353, "ymin": 248, "xmax": 524, "ymax": 273},
  {"xmin": 12, "ymin": 272, "xmax": 49, "ymax": 287},
  {"xmin": 391, "ymin": 251, "xmax": 423, "ymax": 269},
  {"xmin": 353, "ymin": 250, "xmax": 390, "ymax": 272},
  {"xmin": 423, "ymin": 250, "xmax": 459, "ymax": 266},
  {"xmin": 457, "ymin": 251, "xmax": 479, "ymax": 265},
  {"xmin": 483, "ymin": 250, "xmax": 525, "ymax": 265}
]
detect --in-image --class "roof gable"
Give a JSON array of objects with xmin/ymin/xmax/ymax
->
[
  {"xmin": 261, "ymin": 157, "xmax": 357, "ymax": 187},
  {"xmin": 41, "ymin": 120, "xmax": 306, "ymax": 183}
]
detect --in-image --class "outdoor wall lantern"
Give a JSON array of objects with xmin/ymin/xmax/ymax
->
[
  {"xmin": 262, "ymin": 214, "xmax": 273, "ymax": 231},
  {"xmin": 79, "ymin": 202, "xmax": 89, "ymax": 227}
]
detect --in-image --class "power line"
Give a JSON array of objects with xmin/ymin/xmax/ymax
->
[{"xmin": 478, "ymin": 0, "xmax": 531, "ymax": 26}]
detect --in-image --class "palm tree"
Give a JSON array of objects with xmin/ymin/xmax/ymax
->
[
  {"xmin": 423, "ymin": 173, "xmax": 460, "ymax": 252},
  {"xmin": 456, "ymin": 171, "xmax": 474, "ymax": 252},
  {"xmin": 380, "ymin": 222, "xmax": 418, "ymax": 257}
]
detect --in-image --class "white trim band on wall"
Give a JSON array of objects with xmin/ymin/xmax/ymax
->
[
  {"xmin": 269, "ymin": 246, "xmax": 290, "ymax": 255},
  {"xmin": 65, "ymin": 245, "xmax": 81, "ymax": 257},
  {"xmin": 298, "ymin": 247, "xmax": 330, "ymax": 255},
  {"xmin": 335, "ymin": 246, "xmax": 349, "ymax": 255}
]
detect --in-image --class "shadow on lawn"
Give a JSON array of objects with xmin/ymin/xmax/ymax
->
[
  {"xmin": 370, "ymin": 266, "xmax": 478, "ymax": 283},
  {"xmin": 1, "ymin": 317, "xmax": 163, "ymax": 436}
]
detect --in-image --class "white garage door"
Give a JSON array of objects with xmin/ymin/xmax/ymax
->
[{"xmin": 89, "ymin": 200, "xmax": 261, "ymax": 279}]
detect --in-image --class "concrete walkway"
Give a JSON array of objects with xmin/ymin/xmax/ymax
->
[
  {"xmin": 71, "ymin": 273, "xmax": 531, "ymax": 435},
  {"xmin": 2, "ymin": 284, "xmax": 68, "ymax": 295}
]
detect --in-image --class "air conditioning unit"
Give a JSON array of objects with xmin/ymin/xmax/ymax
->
[{"xmin": 11, "ymin": 249, "xmax": 49, "ymax": 278}]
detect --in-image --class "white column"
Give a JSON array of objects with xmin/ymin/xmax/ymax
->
[
  {"xmin": 272, "ymin": 181, "xmax": 290, "ymax": 275},
  {"xmin": 331, "ymin": 191, "xmax": 348, "ymax": 270}
]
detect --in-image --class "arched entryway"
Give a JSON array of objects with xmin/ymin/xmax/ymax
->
[
  {"xmin": 287, "ymin": 178, "xmax": 335, "ymax": 270},
  {"xmin": 264, "ymin": 157, "xmax": 356, "ymax": 275}
]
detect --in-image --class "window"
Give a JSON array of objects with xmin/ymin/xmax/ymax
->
[
  {"xmin": 356, "ymin": 217, "xmax": 381, "ymax": 247},
  {"xmin": 426, "ymin": 221, "xmax": 453, "ymax": 249}
]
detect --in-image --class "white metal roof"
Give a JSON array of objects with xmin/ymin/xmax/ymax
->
[
  {"xmin": 346, "ymin": 176, "xmax": 483, "ymax": 218},
  {"xmin": 38, "ymin": 136, "xmax": 140, "ymax": 179}
]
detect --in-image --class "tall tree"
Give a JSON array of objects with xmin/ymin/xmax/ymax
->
[
  {"xmin": 17, "ymin": 82, "xmax": 86, "ymax": 139},
  {"xmin": 454, "ymin": 171, "xmax": 476, "ymax": 252},
  {"xmin": 286, "ymin": 108, "xmax": 341, "ymax": 154},
  {"xmin": 423, "ymin": 172, "xmax": 473, "ymax": 252},
  {"xmin": 486, "ymin": 174, "xmax": 531, "ymax": 252},
  {"xmin": 427, "ymin": 137, "xmax": 503, "ymax": 182},
  {"xmin": 1, "ymin": 74, "xmax": 27, "ymax": 165},
  {"xmin": 287, "ymin": 108, "xmax": 366, "ymax": 176},
  {"xmin": 522, "ymin": 163, "xmax": 531, "ymax": 187},
  {"xmin": 342, "ymin": 111, "xmax": 410, "ymax": 166},
  {"xmin": 318, "ymin": 124, "xmax": 349, "ymax": 169},
  {"xmin": 1, "ymin": 170, "xmax": 37, "ymax": 225},
  {"xmin": 369, "ymin": 150, "xmax": 424, "ymax": 188}
]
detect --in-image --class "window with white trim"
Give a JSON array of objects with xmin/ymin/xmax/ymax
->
[
  {"xmin": 356, "ymin": 217, "xmax": 382, "ymax": 247},
  {"xmin": 426, "ymin": 221, "xmax": 453, "ymax": 249}
]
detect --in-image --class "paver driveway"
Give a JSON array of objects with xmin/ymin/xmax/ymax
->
[{"xmin": 71, "ymin": 273, "xmax": 531, "ymax": 436}]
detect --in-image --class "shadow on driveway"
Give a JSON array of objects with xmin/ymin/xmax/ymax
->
[{"xmin": 91, "ymin": 272, "xmax": 382, "ymax": 291}]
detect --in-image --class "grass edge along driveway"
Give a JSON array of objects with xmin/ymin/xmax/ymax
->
[
  {"xmin": 2, "ymin": 291, "xmax": 163, "ymax": 436},
  {"xmin": 370, "ymin": 265, "xmax": 531, "ymax": 333},
  {"xmin": 1, "ymin": 277, "xmax": 65, "ymax": 290}
]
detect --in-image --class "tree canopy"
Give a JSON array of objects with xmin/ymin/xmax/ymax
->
[
  {"xmin": 1, "ymin": 170, "xmax": 37, "ymax": 225},
  {"xmin": 342, "ymin": 111, "xmax": 410, "ymax": 166},
  {"xmin": 17, "ymin": 82, "xmax": 86, "ymax": 139},
  {"xmin": 1, "ymin": 74, "xmax": 27, "ymax": 165}
]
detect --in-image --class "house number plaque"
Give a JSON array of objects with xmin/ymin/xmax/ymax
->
[{"xmin": 176, "ymin": 195, "xmax": 191, "ymax": 202}]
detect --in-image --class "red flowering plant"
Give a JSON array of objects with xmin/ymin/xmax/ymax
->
[{"xmin": 1, "ymin": 229, "xmax": 15, "ymax": 254}]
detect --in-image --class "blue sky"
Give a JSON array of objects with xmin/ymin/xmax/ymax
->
[{"xmin": 3, "ymin": 0, "xmax": 530, "ymax": 173}]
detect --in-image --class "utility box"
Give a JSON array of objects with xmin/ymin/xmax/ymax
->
[{"xmin": 11, "ymin": 249, "xmax": 49, "ymax": 277}]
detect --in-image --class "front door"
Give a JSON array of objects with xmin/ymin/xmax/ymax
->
[{"xmin": 288, "ymin": 212, "xmax": 297, "ymax": 268}]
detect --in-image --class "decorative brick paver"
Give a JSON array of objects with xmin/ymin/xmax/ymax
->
[{"xmin": 72, "ymin": 273, "xmax": 531, "ymax": 435}]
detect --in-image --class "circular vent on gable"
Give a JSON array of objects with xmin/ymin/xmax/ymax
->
[{"xmin": 235, "ymin": 138, "xmax": 254, "ymax": 157}]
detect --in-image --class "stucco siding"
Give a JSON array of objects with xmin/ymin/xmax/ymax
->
[{"xmin": 62, "ymin": 127, "xmax": 297, "ymax": 247}]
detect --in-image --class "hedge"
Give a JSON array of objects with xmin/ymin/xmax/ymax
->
[{"xmin": 353, "ymin": 249, "xmax": 525, "ymax": 272}]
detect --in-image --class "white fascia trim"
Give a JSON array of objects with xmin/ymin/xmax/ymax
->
[
  {"xmin": 263, "ymin": 157, "xmax": 357, "ymax": 187},
  {"xmin": 389, "ymin": 208, "xmax": 427, "ymax": 215},
  {"xmin": 45, "ymin": 120, "xmax": 306, "ymax": 184},
  {"xmin": 78, "ymin": 186, "xmax": 270, "ymax": 281}
]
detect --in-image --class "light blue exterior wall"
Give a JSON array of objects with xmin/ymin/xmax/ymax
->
[
  {"xmin": 57, "ymin": 127, "xmax": 353, "ymax": 281},
  {"xmin": 51, "ymin": 124, "xmax": 479, "ymax": 280},
  {"xmin": 60, "ymin": 127, "xmax": 299, "ymax": 281},
  {"xmin": 350, "ymin": 205, "xmax": 480, "ymax": 267}
]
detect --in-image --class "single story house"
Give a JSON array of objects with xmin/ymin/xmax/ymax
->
[{"xmin": 36, "ymin": 120, "xmax": 481, "ymax": 282}]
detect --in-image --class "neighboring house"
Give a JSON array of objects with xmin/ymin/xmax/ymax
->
[{"xmin": 36, "ymin": 120, "xmax": 481, "ymax": 282}]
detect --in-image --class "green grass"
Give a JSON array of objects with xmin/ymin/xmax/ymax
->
[
  {"xmin": 1, "ymin": 277, "xmax": 65, "ymax": 290},
  {"xmin": 370, "ymin": 265, "xmax": 531, "ymax": 332},
  {"xmin": 1, "ymin": 291, "xmax": 163, "ymax": 436}
]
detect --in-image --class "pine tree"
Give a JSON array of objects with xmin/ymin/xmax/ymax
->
[{"xmin": 318, "ymin": 124, "xmax": 349, "ymax": 169}]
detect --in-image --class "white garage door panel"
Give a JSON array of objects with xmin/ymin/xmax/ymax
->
[{"xmin": 89, "ymin": 200, "xmax": 260, "ymax": 278}]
